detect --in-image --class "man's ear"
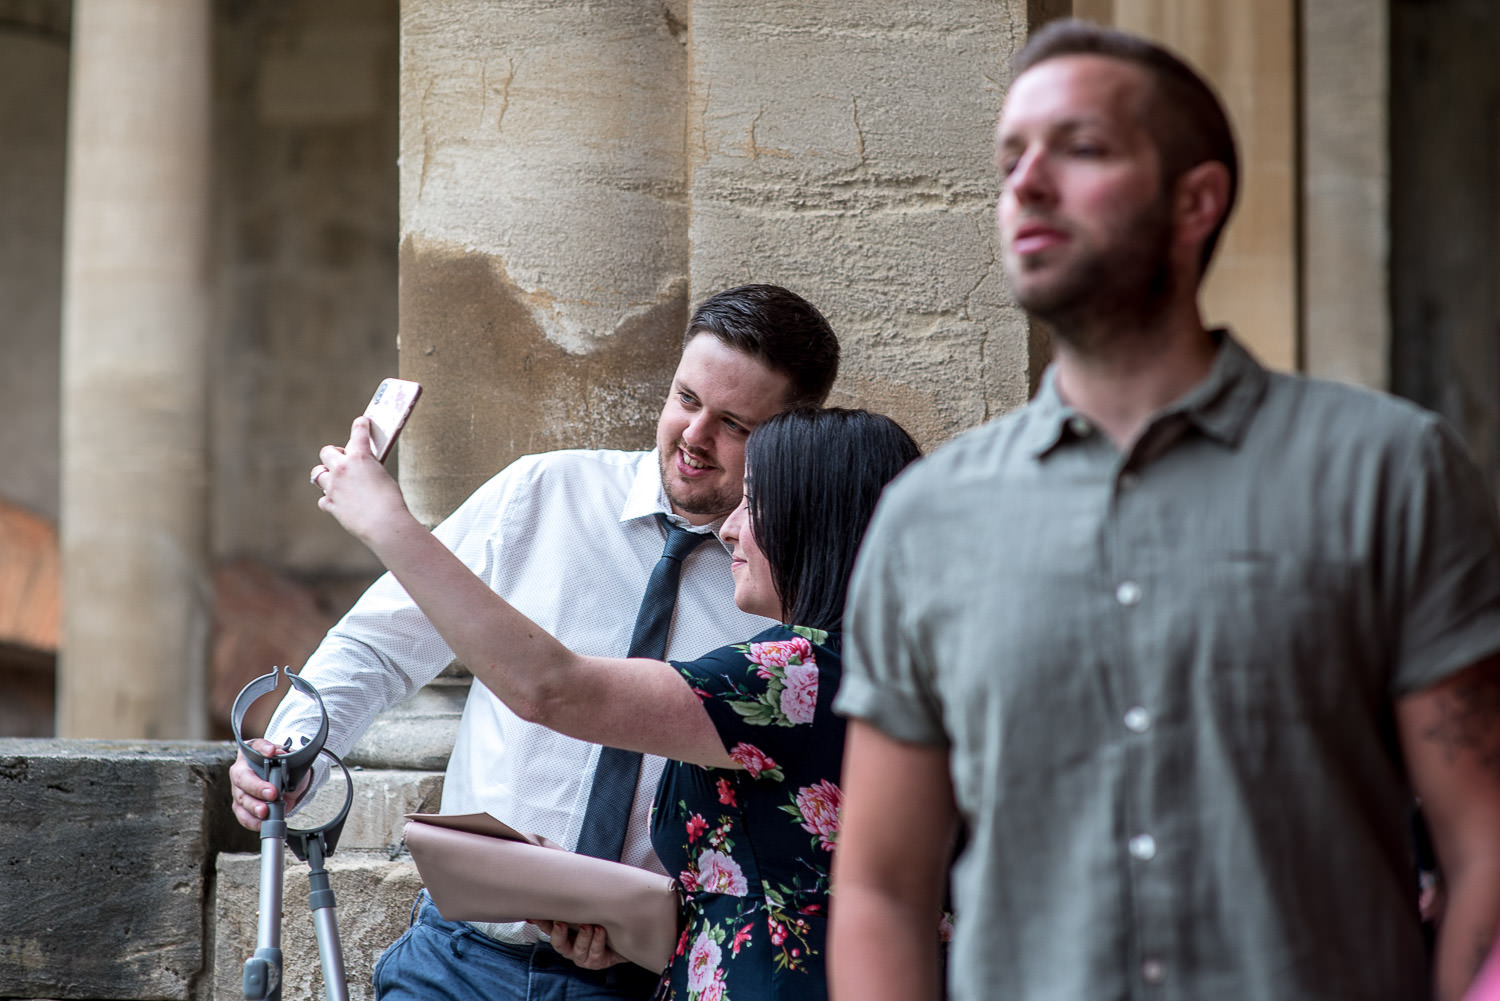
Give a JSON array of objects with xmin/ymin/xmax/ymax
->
[{"xmin": 1172, "ymin": 160, "xmax": 1233, "ymax": 252}]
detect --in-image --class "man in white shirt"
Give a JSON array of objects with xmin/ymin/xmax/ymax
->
[{"xmin": 229, "ymin": 284, "xmax": 840, "ymax": 1001}]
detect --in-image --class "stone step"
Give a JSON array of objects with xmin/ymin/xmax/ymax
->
[
  {"xmin": 212, "ymin": 850, "xmax": 423, "ymax": 1001},
  {"xmin": 346, "ymin": 673, "xmax": 469, "ymax": 772},
  {"xmin": 210, "ymin": 767, "xmax": 443, "ymax": 1001}
]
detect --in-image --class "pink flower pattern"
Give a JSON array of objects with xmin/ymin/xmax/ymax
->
[
  {"xmin": 793, "ymin": 779, "xmax": 842, "ymax": 851},
  {"xmin": 779, "ymin": 661, "xmax": 819, "ymax": 724},
  {"xmin": 687, "ymin": 931, "xmax": 722, "ymax": 993},
  {"xmin": 699, "ymin": 973, "xmax": 726, "ymax": 1001},
  {"xmin": 745, "ymin": 637, "xmax": 812, "ymax": 672},
  {"xmin": 695, "ymin": 849, "xmax": 749, "ymax": 896},
  {"xmin": 729, "ymin": 742, "xmax": 777, "ymax": 777}
]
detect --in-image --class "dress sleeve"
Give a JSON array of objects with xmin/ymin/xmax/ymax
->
[{"xmin": 673, "ymin": 625, "xmax": 842, "ymax": 779}]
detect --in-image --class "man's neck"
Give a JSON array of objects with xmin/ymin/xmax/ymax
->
[{"xmin": 1049, "ymin": 306, "xmax": 1219, "ymax": 450}]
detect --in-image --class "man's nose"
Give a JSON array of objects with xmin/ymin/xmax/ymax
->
[
  {"xmin": 682, "ymin": 411, "xmax": 713, "ymax": 446},
  {"xmin": 1008, "ymin": 149, "xmax": 1053, "ymax": 204}
]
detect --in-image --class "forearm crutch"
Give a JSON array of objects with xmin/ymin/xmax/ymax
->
[{"xmin": 232, "ymin": 666, "xmax": 354, "ymax": 1001}]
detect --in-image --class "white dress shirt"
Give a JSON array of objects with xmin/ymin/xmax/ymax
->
[{"xmin": 266, "ymin": 447, "xmax": 772, "ymax": 941}]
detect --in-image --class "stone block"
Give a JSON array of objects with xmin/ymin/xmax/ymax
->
[
  {"xmin": 307, "ymin": 767, "xmax": 443, "ymax": 854},
  {"xmin": 212, "ymin": 851, "xmax": 422, "ymax": 1001},
  {"xmin": 0, "ymin": 738, "xmax": 254, "ymax": 1000}
]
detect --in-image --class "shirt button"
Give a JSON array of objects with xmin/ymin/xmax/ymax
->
[
  {"xmin": 1141, "ymin": 958, "xmax": 1166, "ymax": 984},
  {"xmin": 1129, "ymin": 834, "xmax": 1157, "ymax": 860},
  {"xmin": 1123, "ymin": 706, "xmax": 1152, "ymax": 732},
  {"xmin": 1115, "ymin": 580, "xmax": 1142, "ymax": 606},
  {"xmin": 1119, "ymin": 471, "xmax": 1139, "ymax": 491},
  {"xmin": 1067, "ymin": 416, "xmax": 1093, "ymax": 437}
]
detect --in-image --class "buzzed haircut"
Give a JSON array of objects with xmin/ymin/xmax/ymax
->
[
  {"xmin": 685, "ymin": 284, "xmax": 840, "ymax": 408},
  {"xmin": 1014, "ymin": 18, "xmax": 1240, "ymax": 273}
]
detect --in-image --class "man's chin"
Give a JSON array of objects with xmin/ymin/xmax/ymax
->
[{"xmin": 663, "ymin": 481, "xmax": 736, "ymax": 521}]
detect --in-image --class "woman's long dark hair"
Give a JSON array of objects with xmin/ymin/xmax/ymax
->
[{"xmin": 745, "ymin": 407, "xmax": 921, "ymax": 630}]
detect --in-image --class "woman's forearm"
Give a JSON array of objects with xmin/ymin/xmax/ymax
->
[
  {"xmin": 362, "ymin": 513, "xmax": 584, "ymax": 723},
  {"xmin": 316, "ymin": 419, "xmax": 734, "ymax": 766},
  {"xmin": 361, "ymin": 513, "xmax": 734, "ymax": 767}
]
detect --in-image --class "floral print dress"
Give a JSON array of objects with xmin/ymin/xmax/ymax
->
[{"xmin": 652, "ymin": 624, "xmax": 844, "ymax": 1001}]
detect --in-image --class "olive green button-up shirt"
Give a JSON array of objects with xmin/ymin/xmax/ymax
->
[{"xmin": 838, "ymin": 332, "xmax": 1500, "ymax": 1001}]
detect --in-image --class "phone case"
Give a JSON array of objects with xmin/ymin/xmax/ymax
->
[{"xmin": 363, "ymin": 378, "xmax": 422, "ymax": 462}]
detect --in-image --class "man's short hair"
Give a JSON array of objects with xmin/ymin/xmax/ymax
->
[
  {"xmin": 1014, "ymin": 18, "xmax": 1240, "ymax": 274},
  {"xmin": 686, "ymin": 284, "xmax": 840, "ymax": 408}
]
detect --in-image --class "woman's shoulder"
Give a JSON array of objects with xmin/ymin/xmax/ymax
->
[{"xmin": 670, "ymin": 624, "xmax": 842, "ymax": 734}]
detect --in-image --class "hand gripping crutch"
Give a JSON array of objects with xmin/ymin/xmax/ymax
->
[{"xmin": 232, "ymin": 666, "xmax": 355, "ymax": 1001}]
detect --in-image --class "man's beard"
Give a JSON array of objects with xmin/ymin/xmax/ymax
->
[
  {"xmin": 659, "ymin": 444, "xmax": 738, "ymax": 519},
  {"xmin": 1012, "ymin": 197, "xmax": 1176, "ymax": 352}
]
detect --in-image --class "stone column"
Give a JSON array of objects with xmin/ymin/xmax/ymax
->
[
  {"xmin": 58, "ymin": 0, "xmax": 213, "ymax": 738},
  {"xmin": 685, "ymin": 0, "xmax": 1035, "ymax": 446},
  {"xmin": 397, "ymin": 0, "xmax": 692, "ymax": 525},
  {"xmin": 358, "ymin": 0, "xmax": 693, "ymax": 770},
  {"xmin": 1302, "ymin": 0, "xmax": 1388, "ymax": 390}
]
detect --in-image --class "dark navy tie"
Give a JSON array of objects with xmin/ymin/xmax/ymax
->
[{"xmin": 574, "ymin": 514, "xmax": 712, "ymax": 860}]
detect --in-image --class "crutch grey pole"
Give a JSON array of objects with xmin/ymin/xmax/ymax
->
[{"xmin": 232, "ymin": 666, "xmax": 354, "ymax": 1001}]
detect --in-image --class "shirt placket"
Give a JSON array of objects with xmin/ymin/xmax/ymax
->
[{"xmin": 1105, "ymin": 434, "xmax": 1177, "ymax": 998}]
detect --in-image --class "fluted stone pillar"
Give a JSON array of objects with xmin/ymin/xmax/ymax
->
[{"xmin": 58, "ymin": 0, "xmax": 212, "ymax": 738}]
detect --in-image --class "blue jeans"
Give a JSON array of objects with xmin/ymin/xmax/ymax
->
[{"xmin": 373, "ymin": 891, "xmax": 663, "ymax": 1001}]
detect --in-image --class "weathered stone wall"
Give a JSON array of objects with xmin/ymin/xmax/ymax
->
[
  {"xmin": 0, "ymin": 738, "xmax": 444, "ymax": 1001},
  {"xmin": 0, "ymin": 1, "xmax": 400, "ymax": 738},
  {"xmin": 396, "ymin": 0, "xmax": 695, "ymax": 525},
  {"xmin": 0, "ymin": 0, "xmax": 400, "ymax": 594},
  {"xmin": 684, "ymin": 1, "xmax": 1033, "ymax": 444},
  {"xmin": 397, "ymin": 0, "xmax": 1036, "ymax": 524},
  {"xmin": 1302, "ymin": 0, "xmax": 1389, "ymax": 390}
]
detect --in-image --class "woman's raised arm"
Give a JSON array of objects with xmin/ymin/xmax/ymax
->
[{"xmin": 313, "ymin": 417, "xmax": 739, "ymax": 769}]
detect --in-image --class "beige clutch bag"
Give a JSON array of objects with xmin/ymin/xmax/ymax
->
[{"xmin": 403, "ymin": 812, "xmax": 680, "ymax": 972}]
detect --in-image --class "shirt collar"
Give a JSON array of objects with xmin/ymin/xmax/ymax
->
[
  {"xmin": 1024, "ymin": 328, "xmax": 1269, "ymax": 458},
  {"xmin": 622, "ymin": 448, "xmax": 731, "ymax": 550},
  {"xmin": 1164, "ymin": 329, "xmax": 1270, "ymax": 446}
]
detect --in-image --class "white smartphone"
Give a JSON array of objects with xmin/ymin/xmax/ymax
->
[{"xmin": 362, "ymin": 378, "xmax": 422, "ymax": 462}]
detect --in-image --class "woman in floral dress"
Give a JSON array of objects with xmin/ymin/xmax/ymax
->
[
  {"xmin": 653, "ymin": 623, "xmax": 845, "ymax": 1001},
  {"xmin": 313, "ymin": 406, "xmax": 922, "ymax": 1001}
]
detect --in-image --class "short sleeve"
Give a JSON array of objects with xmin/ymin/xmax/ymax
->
[
  {"xmin": 673, "ymin": 625, "xmax": 842, "ymax": 777},
  {"xmin": 1388, "ymin": 417, "xmax": 1500, "ymax": 694},
  {"xmin": 834, "ymin": 486, "xmax": 950, "ymax": 747}
]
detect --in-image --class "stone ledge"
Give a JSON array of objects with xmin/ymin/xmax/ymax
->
[{"xmin": 0, "ymin": 738, "xmax": 253, "ymax": 1000}]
